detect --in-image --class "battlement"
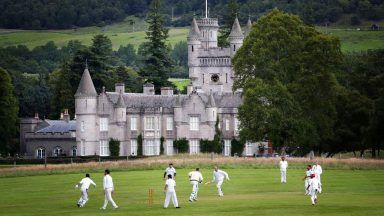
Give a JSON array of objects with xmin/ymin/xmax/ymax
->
[
  {"xmin": 197, "ymin": 18, "xmax": 219, "ymax": 27},
  {"xmin": 198, "ymin": 57, "xmax": 231, "ymax": 67}
]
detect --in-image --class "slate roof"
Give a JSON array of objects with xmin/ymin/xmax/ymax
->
[
  {"xmin": 36, "ymin": 120, "xmax": 76, "ymax": 133},
  {"xmin": 188, "ymin": 18, "xmax": 201, "ymax": 40},
  {"xmin": 229, "ymin": 17, "xmax": 244, "ymax": 38},
  {"xmin": 75, "ymin": 68, "xmax": 97, "ymax": 97}
]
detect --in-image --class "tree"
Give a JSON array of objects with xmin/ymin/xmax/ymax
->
[
  {"xmin": 115, "ymin": 66, "xmax": 142, "ymax": 93},
  {"xmin": 231, "ymin": 138, "xmax": 244, "ymax": 156},
  {"xmin": 140, "ymin": 0, "xmax": 174, "ymax": 92},
  {"xmin": 218, "ymin": 0, "xmax": 239, "ymax": 47},
  {"xmin": 160, "ymin": 136, "xmax": 165, "ymax": 155},
  {"xmin": 0, "ymin": 68, "xmax": 18, "ymax": 154},
  {"xmin": 117, "ymin": 44, "xmax": 137, "ymax": 67},
  {"xmin": 109, "ymin": 138, "xmax": 121, "ymax": 156},
  {"xmin": 137, "ymin": 134, "xmax": 143, "ymax": 156},
  {"xmin": 174, "ymin": 138, "xmax": 189, "ymax": 153}
]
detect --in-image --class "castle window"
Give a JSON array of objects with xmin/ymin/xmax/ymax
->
[
  {"xmin": 36, "ymin": 147, "xmax": 45, "ymax": 159},
  {"xmin": 203, "ymin": 74, "xmax": 205, "ymax": 83},
  {"xmin": 245, "ymin": 143, "xmax": 254, "ymax": 156},
  {"xmin": 80, "ymin": 140, "xmax": 85, "ymax": 156},
  {"xmin": 100, "ymin": 118, "xmax": 108, "ymax": 131},
  {"xmin": 233, "ymin": 45, "xmax": 236, "ymax": 51},
  {"xmin": 225, "ymin": 119, "xmax": 230, "ymax": 131},
  {"xmin": 72, "ymin": 146, "xmax": 77, "ymax": 157},
  {"xmin": 192, "ymin": 45, "xmax": 194, "ymax": 52},
  {"xmin": 226, "ymin": 73, "xmax": 228, "ymax": 83},
  {"xmin": 166, "ymin": 117, "xmax": 173, "ymax": 131},
  {"xmin": 53, "ymin": 146, "xmax": 63, "ymax": 157},
  {"xmin": 130, "ymin": 139, "xmax": 137, "ymax": 156},
  {"xmin": 145, "ymin": 117, "xmax": 155, "ymax": 130},
  {"xmin": 224, "ymin": 140, "xmax": 231, "ymax": 156},
  {"xmin": 130, "ymin": 117, "xmax": 137, "ymax": 131},
  {"xmin": 144, "ymin": 139, "xmax": 159, "ymax": 156},
  {"xmin": 166, "ymin": 140, "xmax": 174, "ymax": 155},
  {"xmin": 99, "ymin": 140, "xmax": 110, "ymax": 156},
  {"xmin": 189, "ymin": 140, "xmax": 200, "ymax": 154},
  {"xmin": 81, "ymin": 121, "xmax": 85, "ymax": 132},
  {"xmin": 234, "ymin": 117, "xmax": 240, "ymax": 131},
  {"xmin": 190, "ymin": 116, "xmax": 199, "ymax": 131}
]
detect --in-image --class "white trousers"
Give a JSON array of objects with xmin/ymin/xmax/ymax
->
[
  {"xmin": 304, "ymin": 179, "xmax": 309, "ymax": 194},
  {"xmin": 78, "ymin": 189, "xmax": 88, "ymax": 207},
  {"xmin": 103, "ymin": 188, "xmax": 118, "ymax": 209},
  {"xmin": 164, "ymin": 191, "xmax": 178, "ymax": 208},
  {"xmin": 280, "ymin": 170, "xmax": 287, "ymax": 183},
  {"xmin": 310, "ymin": 189, "xmax": 318, "ymax": 204},
  {"xmin": 189, "ymin": 181, "xmax": 199, "ymax": 200},
  {"xmin": 216, "ymin": 180, "xmax": 224, "ymax": 196},
  {"xmin": 316, "ymin": 175, "xmax": 322, "ymax": 193}
]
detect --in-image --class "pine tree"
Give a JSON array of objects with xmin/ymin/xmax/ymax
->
[
  {"xmin": 218, "ymin": 0, "xmax": 239, "ymax": 47},
  {"xmin": 0, "ymin": 67, "xmax": 18, "ymax": 154},
  {"xmin": 140, "ymin": 0, "xmax": 174, "ymax": 92}
]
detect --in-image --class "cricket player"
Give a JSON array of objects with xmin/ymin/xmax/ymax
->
[
  {"xmin": 164, "ymin": 163, "xmax": 176, "ymax": 180},
  {"xmin": 312, "ymin": 161, "xmax": 323, "ymax": 193},
  {"xmin": 75, "ymin": 173, "xmax": 96, "ymax": 207},
  {"xmin": 164, "ymin": 174, "xmax": 180, "ymax": 208},
  {"xmin": 307, "ymin": 174, "xmax": 319, "ymax": 205},
  {"xmin": 188, "ymin": 168, "xmax": 203, "ymax": 202},
  {"xmin": 207, "ymin": 166, "xmax": 230, "ymax": 197},
  {"xmin": 302, "ymin": 165, "xmax": 313, "ymax": 195},
  {"xmin": 101, "ymin": 169, "xmax": 118, "ymax": 210},
  {"xmin": 279, "ymin": 156, "xmax": 288, "ymax": 183}
]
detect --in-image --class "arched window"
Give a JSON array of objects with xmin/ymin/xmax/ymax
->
[
  {"xmin": 72, "ymin": 146, "xmax": 77, "ymax": 157},
  {"xmin": 36, "ymin": 147, "xmax": 45, "ymax": 159},
  {"xmin": 233, "ymin": 44, "xmax": 236, "ymax": 51},
  {"xmin": 53, "ymin": 146, "xmax": 63, "ymax": 157}
]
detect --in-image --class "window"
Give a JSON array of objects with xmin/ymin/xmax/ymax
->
[
  {"xmin": 100, "ymin": 140, "xmax": 110, "ymax": 156},
  {"xmin": 224, "ymin": 140, "xmax": 231, "ymax": 156},
  {"xmin": 225, "ymin": 119, "xmax": 230, "ymax": 131},
  {"xmin": 245, "ymin": 143, "xmax": 253, "ymax": 156},
  {"xmin": 234, "ymin": 117, "xmax": 240, "ymax": 131},
  {"xmin": 80, "ymin": 140, "xmax": 85, "ymax": 156},
  {"xmin": 233, "ymin": 44, "xmax": 236, "ymax": 51},
  {"xmin": 131, "ymin": 117, "xmax": 137, "ymax": 131},
  {"xmin": 144, "ymin": 139, "xmax": 160, "ymax": 156},
  {"xmin": 130, "ymin": 139, "xmax": 137, "ymax": 156},
  {"xmin": 36, "ymin": 147, "xmax": 45, "ymax": 159},
  {"xmin": 189, "ymin": 140, "xmax": 200, "ymax": 154},
  {"xmin": 145, "ymin": 117, "xmax": 155, "ymax": 130},
  {"xmin": 81, "ymin": 121, "xmax": 85, "ymax": 132},
  {"xmin": 53, "ymin": 147, "xmax": 63, "ymax": 157},
  {"xmin": 192, "ymin": 45, "xmax": 194, "ymax": 52},
  {"xmin": 166, "ymin": 117, "xmax": 173, "ymax": 131},
  {"xmin": 190, "ymin": 116, "xmax": 199, "ymax": 131},
  {"xmin": 166, "ymin": 140, "xmax": 173, "ymax": 155},
  {"xmin": 100, "ymin": 118, "xmax": 108, "ymax": 131},
  {"xmin": 72, "ymin": 147, "xmax": 77, "ymax": 157}
]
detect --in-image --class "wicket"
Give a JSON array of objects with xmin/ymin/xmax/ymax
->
[{"xmin": 147, "ymin": 188, "xmax": 154, "ymax": 205}]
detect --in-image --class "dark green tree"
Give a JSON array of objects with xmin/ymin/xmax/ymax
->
[
  {"xmin": 160, "ymin": 136, "xmax": 165, "ymax": 155},
  {"xmin": 218, "ymin": 0, "xmax": 239, "ymax": 47},
  {"xmin": 137, "ymin": 134, "xmax": 143, "ymax": 156},
  {"xmin": 109, "ymin": 138, "xmax": 120, "ymax": 156}
]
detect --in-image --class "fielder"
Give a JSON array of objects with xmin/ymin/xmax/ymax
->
[
  {"xmin": 101, "ymin": 169, "xmax": 118, "ymax": 210},
  {"xmin": 188, "ymin": 168, "xmax": 203, "ymax": 202},
  {"xmin": 307, "ymin": 174, "xmax": 319, "ymax": 205},
  {"xmin": 279, "ymin": 156, "xmax": 288, "ymax": 183},
  {"xmin": 312, "ymin": 161, "xmax": 323, "ymax": 193},
  {"xmin": 206, "ymin": 166, "xmax": 230, "ymax": 197},
  {"xmin": 164, "ymin": 163, "xmax": 176, "ymax": 180},
  {"xmin": 302, "ymin": 165, "xmax": 313, "ymax": 195},
  {"xmin": 75, "ymin": 173, "xmax": 96, "ymax": 207},
  {"xmin": 164, "ymin": 174, "xmax": 180, "ymax": 208}
]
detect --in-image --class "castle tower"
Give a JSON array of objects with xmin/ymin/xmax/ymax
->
[
  {"xmin": 229, "ymin": 17, "xmax": 244, "ymax": 57},
  {"xmin": 75, "ymin": 66, "xmax": 98, "ymax": 156},
  {"xmin": 244, "ymin": 17, "xmax": 252, "ymax": 36},
  {"xmin": 115, "ymin": 92, "xmax": 126, "ymax": 124},
  {"xmin": 197, "ymin": 0, "xmax": 219, "ymax": 49},
  {"xmin": 206, "ymin": 92, "xmax": 217, "ymax": 126},
  {"xmin": 188, "ymin": 18, "xmax": 202, "ymax": 68}
]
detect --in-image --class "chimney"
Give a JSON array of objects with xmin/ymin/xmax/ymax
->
[
  {"xmin": 161, "ymin": 87, "xmax": 173, "ymax": 96},
  {"xmin": 115, "ymin": 83, "xmax": 125, "ymax": 94},
  {"xmin": 63, "ymin": 109, "xmax": 70, "ymax": 122},
  {"xmin": 187, "ymin": 84, "xmax": 194, "ymax": 95},
  {"xmin": 60, "ymin": 113, "xmax": 64, "ymax": 120},
  {"xmin": 34, "ymin": 113, "xmax": 39, "ymax": 120},
  {"xmin": 143, "ymin": 83, "xmax": 155, "ymax": 95}
]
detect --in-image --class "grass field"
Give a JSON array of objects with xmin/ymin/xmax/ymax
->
[
  {"xmin": 0, "ymin": 167, "xmax": 383, "ymax": 216},
  {"xmin": 169, "ymin": 78, "xmax": 190, "ymax": 91}
]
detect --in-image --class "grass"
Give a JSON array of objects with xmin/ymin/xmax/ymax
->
[
  {"xmin": 0, "ymin": 167, "xmax": 383, "ymax": 216},
  {"xmin": 169, "ymin": 78, "xmax": 190, "ymax": 91}
]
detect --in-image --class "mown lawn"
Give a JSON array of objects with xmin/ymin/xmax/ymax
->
[{"xmin": 0, "ymin": 168, "xmax": 383, "ymax": 216}]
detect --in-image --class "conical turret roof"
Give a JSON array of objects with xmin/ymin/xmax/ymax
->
[
  {"xmin": 207, "ymin": 92, "xmax": 216, "ymax": 107},
  {"xmin": 188, "ymin": 18, "xmax": 201, "ymax": 40},
  {"xmin": 116, "ymin": 93, "xmax": 126, "ymax": 108},
  {"xmin": 75, "ymin": 67, "xmax": 97, "ymax": 97},
  {"xmin": 244, "ymin": 17, "xmax": 252, "ymax": 36},
  {"xmin": 229, "ymin": 17, "xmax": 244, "ymax": 38}
]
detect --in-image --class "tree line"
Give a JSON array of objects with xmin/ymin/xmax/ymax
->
[{"xmin": 1, "ymin": 0, "xmax": 383, "ymax": 29}]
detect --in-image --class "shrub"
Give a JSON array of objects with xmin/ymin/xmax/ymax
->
[
  {"xmin": 137, "ymin": 134, "xmax": 143, "ymax": 156},
  {"xmin": 160, "ymin": 136, "xmax": 165, "ymax": 155},
  {"xmin": 174, "ymin": 138, "xmax": 189, "ymax": 153},
  {"xmin": 231, "ymin": 138, "xmax": 245, "ymax": 156},
  {"xmin": 109, "ymin": 138, "xmax": 120, "ymax": 156}
]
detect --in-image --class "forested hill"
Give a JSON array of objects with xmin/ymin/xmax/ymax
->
[{"xmin": 1, "ymin": 0, "xmax": 383, "ymax": 29}]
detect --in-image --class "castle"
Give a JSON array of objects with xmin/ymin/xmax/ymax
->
[{"xmin": 20, "ymin": 12, "xmax": 271, "ymax": 158}]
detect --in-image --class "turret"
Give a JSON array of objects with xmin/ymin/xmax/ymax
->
[
  {"xmin": 173, "ymin": 94, "xmax": 183, "ymax": 124},
  {"xmin": 115, "ymin": 93, "xmax": 126, "ymax": 124},
  {"xmin": 244, "ymin": 17, "xmax": 252, "ymax": 37},
  {"xmin": 206, "ymin": 92, "xmax": 217, "ymax": 125},
  {"xmin": 188, "ymin": 18, "xmax": 201, "ymax": 67},
  {"xmin": 229, "ymin": 17, "xmax": 244, "ymax": 57},
  {"xmin": 75, "ymin": 65, "xmax": 98, "ymax": 156}
]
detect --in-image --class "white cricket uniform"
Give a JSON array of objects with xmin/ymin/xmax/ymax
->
[
  {"xmin": 279, "ymin": 160, "xmax": 288, "ymax": 183},
  {"xmin": 164, "ymin": 179, "xmax": 179, "ymax": 208},
  {"xmin": 308, "ymin": 178, "xmax": 319, "ymax": 205},
  {"xmin": 188, "ymin": 171, "xmax": 203, "ymax": 201},
  {"xmin": 76, "ymin": 177, "xmax": 96, "ymax": 207},
  {"xmin": 102, "ymin": 174, "xmax": 118, "ymax": 209},
  {"xmin": 213, "ymin": 170, "xmax": 230, "ymax": 196},
  {"xmin": 304, "ymin": 170, "xmax": 313, "ymax": 194},
  {"xmin": 165, "ymin": 167, "xmax": 176, "ymax": 179},
  {"xmin": 312, "ymin": 165, "xmax": 323, "ymax": 192}
]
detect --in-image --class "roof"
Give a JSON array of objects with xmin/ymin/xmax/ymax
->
[
  {"xmin": 229, "ymin": 17, "xmax": 244, "ymax": 38},
  {"xmin": 245, "ymin": 17, "xmax": 252, "ymax": 35},
  {"xmin": 188, "ymin": 18, "xmax": 201, "ymax": 40},
  {"xmin": 75, "ymin": 68, "xmax": 97, "ymax": 97},
  {"xmin": 36, "ymin": 120, "xmax": 76, "ymax": 133},
  {"xmin": 116, "ymin": 93, "xmax": 126, "ymax": 108}
]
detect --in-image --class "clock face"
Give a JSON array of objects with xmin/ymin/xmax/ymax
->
[{"xmin": 211, "ymin": 74, "xmax": 219, "ymax": 82}]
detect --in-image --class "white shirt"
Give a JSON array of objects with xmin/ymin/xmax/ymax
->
[
  {"xmin": 165, "ymin": 167, "xmax": 176, "ymax": 178},
  {"xmin": 313, "ymin": 165, "xmax": 322, "ymax": 176},
  {"xmin": 213, "ymin": 170, "xmax": 229, "ymax": 182},
  {"xmin": 188, "ymin": 171, "xmax": 203, "ymax": 182},
  {"xmin": 309, "ymin": 178, "xmax": 319, "ymax": 191},
  {"xmin": 279, "ymin": 161, "xmax": 288, "ymax": 171},
  {"xmin": 103, "ymin": 174, "xmax": 114, "ymax": 190},
  {"xmin": 78, "ymin": 177, "xmax": 96, "ymax": 190},
  {"xmin": 165, "ymin": 179, "xmax": 176, "ymax": 193},
  {"xmin": 306, "ymin": 169, "xmax": 314, "ymax": 178}
]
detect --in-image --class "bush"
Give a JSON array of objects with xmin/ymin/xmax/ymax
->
[
  {"xmin": 231, "ymin": 138, "xmax": 245, "ymax": 156},
  {"xmin": 137, "ymin": 134, "xmax": 143, "ymax": 156},
  {"xmin": 174, "ymin": 138, "xmax": 189, "ymax": 153},
  {"xmin": 200, "ymin": 139, "xmax": 223, "ymax": 154},
  {"xmin": 160, "ymin": 136, "xmax": 165, "ymax": 155},
  {"xmin": 109, "ymin": 138, "xmax": 120, "ymax": 156}
]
